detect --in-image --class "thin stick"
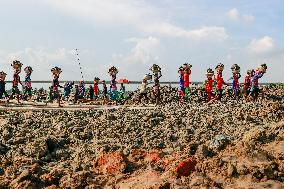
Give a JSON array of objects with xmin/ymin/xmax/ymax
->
[{"xmin": 75, "ymin": 49, "xmax": 84, "ymax": 80}]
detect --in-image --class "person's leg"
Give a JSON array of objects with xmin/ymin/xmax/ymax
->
[
  {"xmin": 15, "ymin": 88, "xmax": 21, "ymax": 103},
  {"xmin": 236, "ymin": 89, "xmax": 240, "ymax": 100},
  {"xmin": 104, "ymin": 94, "xmax": 109, "ymax": 105},
  {"xmin": 220, "ymin": 89, "xmax": 223, "ymax": 100},
  {"xmin": 185, "ymin": 87, "xmax": 191, "ymax": 98},
  {"xmin": 260, "ymin": 88, "xmax": 264, "ymax": 99},
  {"xmin": 250, "ymin": 89, "xmax": 254, "ymax": 100},
  {"xmin": 0, "ymin": 91, "xmax": 3, "ymax": 99},
  {"xmin": 138, "ymin": 93, "xmax": 143, "ymax": 103},
  {"xmin": 179, "ymin": 90, "xmax": 184, "ymax": 102},
  {"xmin": 4, "ymin": 91, "xmax": 8, "ymax": 98},
  {"xmin": 22, "ymin": 88, "xmax": 26, "ymax": 100},
  {"xmin": 58, "ymin": 94, "xmax": 62, "ymax": 107},
  {"xmin": 255, "ymin": 87, "xmax": 260, "ymax": 99},
  {"xmin": 28, "ymin": 89, "xmax": 33, "ymax": 101},
  {"xmin": 216, "ymin": 89, "xmax": 221, "ymax": 100},
  {"xmin": 140, "ymin": 93, "xmax": 148, "ymax": 104},
  {"xmin": 207, "ymin": 92, "xmax": 211, "ymax": 101},
  {"xmin": 244, "ymin": 88, "xmax": 248, "ymax": 100},
  {"xmin": 139, "ymin": 92, "xmax": 146, "ymax": 103},
  {"xmin": 63, "ymin": 92, "xmax": 67, "ymax": 101},
  {"xmin": 9, "ymin": 88, "xmax": 15, "ymax": 100},
  {"xmin": 23, "ymin": 87, "xmax": 30, "ymax": 101},
  {"xmin": 248, "ymin": 88, "xmax": 251, "ymax": 97},
  {"xmin": 115, "ymin": 91, "xmax": 119, "ymax": 101},
  {"xmin": 243, "ymin": 87, "xmax": 246, "ymax": 98},
  {"xmin": 17, "ymin": 94, "xmax": 20, "ymax": 103},
  {"xmin": 247, "ymin": 88, "xmax": 250, "ymax": 97},
  {"xmin": 58, "ymin": 96, "xmax": 60, "ymax": 106},
  {"xmin": 233, "ymin": 88, "xmax": 238, "ymax": 100},
  {"xmin": 203, "ymin": 91, "xmax": 207, "ymax": 102},
  {"xmin": 49, "ymin": 91, "xmax": 54, "ymax": 103},
  {"xmin": 251, "ymin": 87, "xmax": 257, "ymax": 101},
  {"xmin": 144, "ymin": 93, "xmax": 149, "ymax": 103},
  {"xmin": 155, "ymin": 89, "xmax": 160, "ymax": 105},
  {"xmin": 155, "ymin": 94, "xmax": 159, "ymax": 105}
]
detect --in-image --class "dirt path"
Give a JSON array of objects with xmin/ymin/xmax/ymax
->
[{"xmin": 0, "ymin": 103, "xmax": 157, "ymax": 111}]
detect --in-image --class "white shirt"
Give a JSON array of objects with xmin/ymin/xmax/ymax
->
[{"xmin": 139, "ymin": 81, "xmax": 148, "ymax": 93}]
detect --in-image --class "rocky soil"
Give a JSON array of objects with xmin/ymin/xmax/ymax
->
[{"xmin": 0, "ymin": 86, "xmax": 284, "ymax": 188}]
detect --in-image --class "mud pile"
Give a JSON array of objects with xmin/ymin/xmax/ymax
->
[{"xmin": 0, "ymin": 86, "xmax": 283, "ymax": 188}]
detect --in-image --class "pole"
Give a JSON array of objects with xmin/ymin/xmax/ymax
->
[{"xmin": 75, "ymin": 49, "xmax": 84, "ymax": 80}]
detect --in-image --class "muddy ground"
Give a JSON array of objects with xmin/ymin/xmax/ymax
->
[{"xmin": 0, "ymin": 86, "xmax": 283, "ymax": 188}]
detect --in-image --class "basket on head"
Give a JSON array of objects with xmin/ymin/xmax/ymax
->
[
  {"xmin": 11, "ymin": 60, "xmax": 23, "ymax": 69},
  {"xmin": 258, "ymin": 63, "xmax": 267, "ymax": 73},
  {"xmin": 215, "ymin": 63, "xmax": 224, "ymax": 71},
  {"xmin": 51, "ymin": 66, "xmax": 62, "ymax": 74},
  {"xmin": 94, "ymin": 77, "xmax": 100, "ymax": 82},
  {"xmin": 24, "ymin": 66, "xmax": 33, "ymax": 73},
  {"xmin": 182, "ymin": 63, "xmax": 192, "ymax": 72},
  {"xmin": 108, "ymin": 66, "xmax": 118, "ymax": 76},
  {"xmin": 150, "ymin": 64, "xmax": 161, "ymax": 73},
  {"xmin": 247, "ymin": 69, "xmax": 254, "ymax": 75},
  {"xmin": 143, "ymin": 73, "xmax": 152, "ymax": 81},
  {"xmin": 0, "ymin": 71, "xmax": 7, "ymax": 79},
  {"xmin": 231, "ymin": 64, "xmax": 240, "ymax": 73},
  {"xmin": 178, "ymin": 66, "xmax": 184, "ymax": 74},
  {"xmin": 206, "ymin": 68, "xmax": 214, "ymax": 76}
]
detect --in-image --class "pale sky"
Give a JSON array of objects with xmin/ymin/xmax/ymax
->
[{"xmin": 0, "ymin": 0, "xmax": 283, "ymax": 82}]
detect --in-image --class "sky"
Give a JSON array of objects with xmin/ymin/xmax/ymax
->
[{"xmin": 0, "ymin": 0, "xmax": 283, "ymax": 82}]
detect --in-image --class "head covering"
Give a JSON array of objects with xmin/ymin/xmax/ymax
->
[
  {"xmin": 215, "ymin": 63, "xmax": 224, "ymax": 70},
  {"xmin": 143, "ymin": 73, "xmax": 152, "ymax": 80},
  {"xmin": 231, "ymin": 64, "xmax": 240, "ymax": 73},
  {"xmin": 0, "ymin": 71, "xmax": 7, "ymax": 77},
  {"xmin": 11, "ymin": 60, "xmax": 23, "ymax": 69},
  {"xmin": 261, "ymin": 63, "xmax": 267, "ymax": 70},
  {"xmin": 178, "ymin": 66, "xmax": 184, "ymax": 73},
  {"xmin": 258, "ymin": 63, "xmax": 267, "ymax": 73},
  {"xmin": 149, "ymin": 64, "xmax": 161, "ymax": 73},
  {"xmin": 51, "ymin": 66, "xmax": 62, "ymax": 74},
  {"xmin": 94, "ymin": 77, "xmax": 100, "ymax": 81},
  {"xmin": 247, "ymin": 69, "xmax": 254, "ymax": 75},
  {"xmin": 182, "ymin": 63, "xmax": 192, "ymax": 69},
  {"xmin": 24, "ymin": 66, "xmax": 33, "ymax": 73},
  {"xmin": 108, "ymin": 66, "xmax": 118, "ymax": 76},
  {"xmin": 206, "ymin": 68, "xmax": 214, "ymax": 76}
]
